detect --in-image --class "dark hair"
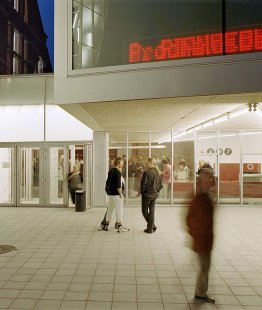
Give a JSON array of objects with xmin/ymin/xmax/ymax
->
[
  {"xmin": 114, "ymin": 157, "xmax": 123, "ymax": 166},
  {"xmin": 161, "ymin": 159, "xmax": 167, "ymax": 164}
]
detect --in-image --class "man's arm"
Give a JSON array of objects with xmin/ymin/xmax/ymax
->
[
  {"xmin": 140, "ymin": 171, "xmax": 147, "ymax": 195},
  {"xmin": 116, "ymin": 170, "xmax": 123, "ymax": 198}
]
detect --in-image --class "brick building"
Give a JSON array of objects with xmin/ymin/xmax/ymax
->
[{"xmin": 0, "ymin": 0, "xmax": 52, "ymax": 75}]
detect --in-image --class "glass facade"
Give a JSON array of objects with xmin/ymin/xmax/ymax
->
[
  {"xmin": 72, "ymin": 0, "xmax": 108, "ymax": 69},
  {"xmin": 71, "ymin": 0, "xmax": 262, "ymax": 70},
  {"xmin": 108, "ymin": 130, "xmax": 262, "ymax": 206}
]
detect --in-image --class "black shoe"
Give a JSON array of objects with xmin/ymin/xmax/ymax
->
[
  {"xmin": 144, "ymin": 228, "xmax": 153, "ymax": 234},
  {"xmin": 153, "ymin": 226, "xmax": 157, "ymax": 232},
  {"xmin": 195, "ymin": 295, "xmax": 215, "ymax": 303}
]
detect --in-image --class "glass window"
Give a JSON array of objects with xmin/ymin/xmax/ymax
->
[
  {"xmin": 72, "ymin": 0, "xmax": 262, "ymax": 70},
  {"xmin": 127, "ymin": 132, "xmax": 149, "ymax": 205},
  {"xmin": 37, "ymin": 57, "xmax": 44, "ymax": 73},
  {"xmin": 243, "ymin": 130, "xmax": 262, "ymax": 205},
  {"xmin": 219, "ymin": 131, "xmax": 241, "ymax": 205},
  {"xmin": 196, "ymin": 131, "xmax": 218, "ymax": 204},
  {"xmin": 83, "ymin": 0, "xmax": 93, "ymax": 10},
  {"xmin": 94, "ymin": 0, "xmax": 104, "ymax": 15},
  {"xmin": 14, "ymin": 0, "xmax": 19, "ymax": 12},
  {"xmin": 173, "ymin": 132, "xmax": 194, "ymax": 204},
  {"xmin": 12, "ymin": 56, "xmax": 19, "ymax": 74},
  {"xmin": 151, "ymin": 132, "xmax": 172, "ymax": 205},
  {"xmin": 13, "ymin": 30, "xmax": 20, "ymax": 55}
]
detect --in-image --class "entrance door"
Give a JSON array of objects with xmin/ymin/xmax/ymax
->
[
  {"xmin": 17, "ymin": 144, "xmax": 43, "ymax": 206},
  {"xmin": 0, "ymin": 145, "xmax": 15, "ymax": 206},
  {"xmin": 0, "ymin": 142, "xmax": 92, "ymax": 207},
  {"xmin": 45, "ymin": 142, "xmax": 92, "ymax": 208},
  {"xmin": 45, "ymin": 144, "xmax": 67, "ymax": 206}
]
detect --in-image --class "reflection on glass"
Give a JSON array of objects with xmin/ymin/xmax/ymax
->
[
  {"xmin": 127, "ymin": 132, "xmax": 149, "ymax": 204},
  {"xmin": 151, "ymin": 132, "xmax": 172, "ymax": 205},
  {"xmin": 72, "ymin": 0, "xmax": 262, "ymax": 69},
  {"xmin": 50, "ymin": 147, "xmax": 64, "ymax": 204},
  {"xmin": 72, "ymin": 0, "xmax": 107, "ymax": 69},
  {"xmin": 243, "ymin": 130, "xmax": 262, "ymax": 205},
  {"xmin": 0, "ymin": 148, "xmax": 13, "ymax": 205},
  {"xmin": 173, "ymin": 139, "xmax": 194, "ymax": 204},
  {"xmin": 196, "ymin": 132, "xmax": 217, "ymax": 204},
  {"xmin": 219, "ymin": 131, "xmax": 241, "ymax": 204},
  {"xmin": 20, "ymin": 147, "xmax": 40, "ymax": 205},
  {"xmin": 68, "ymin": 145, "xmax": 84, "ymax": 206}
]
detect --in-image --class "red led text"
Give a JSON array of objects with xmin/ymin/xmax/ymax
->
[{"xmin": 129, "ymin": 28, "xmax": 262, "ymax": 64}]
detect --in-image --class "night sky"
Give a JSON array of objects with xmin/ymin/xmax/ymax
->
[{"xmin": 37, "ymin": 0, "xmax": 54, "ymax": 70}]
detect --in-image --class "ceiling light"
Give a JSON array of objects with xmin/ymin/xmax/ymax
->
[
  {"xmin": 187, "ymin": 128, "xmax": 194, "ymax": 134},
  {"xmin": 229, "ymin": 107, "xmax": 249, "ymax": 119},
  {"xmin": 194, "ymin": 124, "xmax": 202, "ymax": 131},
  {"xmin": 214, "ymin": 114, "xmax": 229, "ymax": 124},
  {"xmin": 202, "ymin": 120, "xmax": 214, "ymax": 128},
  {"xmin": 172, "ymin": 131, "xmax": 187, "ymax": 140}
]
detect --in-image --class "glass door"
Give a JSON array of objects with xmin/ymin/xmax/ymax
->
[
  {"xmin": 218, "ymin": 131, "xmax": 241, "ymax": 205},
  {"xmin": 45, "ymin": 144, "xmax": 67, "ymax": 206},
  {"xmin": 0, "ymin": 145, "xmax": 15, "ymax": 206},
  {"xmin": 195, "ymin": 131, "xmax": 218, "ymax": 204},
  {"xmin": 18, "ymin": 144, "xmax": 43, "ymax": 205},
  {"xmin": 67, "ymin": 143, "xmax": 91, "ymax": 208},
  {"xmin": 242, "ymin": 130, "xmax": 262, "ymax": 205},
  {"xmin": 127, "ymin": 132, "xmax": 149, "ymax": 206}
]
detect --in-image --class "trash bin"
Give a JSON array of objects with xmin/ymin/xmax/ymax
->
[{"xmin": 75, "ymin": 190, "xmax": 86, "ymax": 212}]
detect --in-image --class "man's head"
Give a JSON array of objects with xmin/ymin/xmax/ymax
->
[{"xmin": 145, "ymin": 157, "xmax": 156, "ymax": 169}]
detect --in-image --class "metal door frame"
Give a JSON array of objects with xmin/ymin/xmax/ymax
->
[
  {"xmin": 0, "ymin": 143, "xmax": 17, "ymax": 207},
  {"xmin": 0, "ymin": 141, "xmax": 93, "ymax": 208}
]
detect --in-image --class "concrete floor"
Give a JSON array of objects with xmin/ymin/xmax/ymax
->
[{"xmin": 0, "ymin": 206, "xmax": 261, "ymax": 310}]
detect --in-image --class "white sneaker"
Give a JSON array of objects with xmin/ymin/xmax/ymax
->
[{"xmin": 117, "ymin": 225, "xmax": 129, "ymax": 233}]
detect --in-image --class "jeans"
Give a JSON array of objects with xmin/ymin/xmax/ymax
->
[{"xmin": 141, "ymin": 195, "xmax": 156, "ymax": 230}]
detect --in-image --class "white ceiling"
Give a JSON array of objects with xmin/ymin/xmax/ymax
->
[{"xmin": 61, "ymin": 92, "xmax": 262, "ymax": 142}]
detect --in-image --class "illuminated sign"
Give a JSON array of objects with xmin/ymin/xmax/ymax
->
[{"xmin": 129, "ymin": 28, "xmax": 262, "ymax": 64}]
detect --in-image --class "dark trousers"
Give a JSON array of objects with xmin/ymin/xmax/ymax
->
[
  {"xmin": 141, "ymin": 195, "xmax": 156, "ymax": 230},
  {"xmin": 69, "ymin": 188, "xmax": 78, "ymax": 204},
  {"xmin": 195, "ymin": 252, "xmax": 211, "ymax": 297}
]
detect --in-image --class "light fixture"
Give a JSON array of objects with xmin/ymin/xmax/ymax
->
[
  {"xmin": 256, "ymin": 103, "xmax": 262, "ymax": 117},
  {"xmin": 202, "ymin": 120, "xmax": 214, "ymax": 128},
  {"xmin": 214, "ymin": 113, "xmax": 229, "ymax": 124},
  {"xmin": 187, "ymin": 128, "xmax": 194, "ymax": 134},
  {"xmin": 229, "ymin": 107, "xmax": 249, "ymax": 119},
  {"xmin": 173, "ymin": 131, "xmax": 187, "ymax": 139}
]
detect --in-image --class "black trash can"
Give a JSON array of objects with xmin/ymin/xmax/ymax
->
[{"xmin": 75, "ymin": 190, "xmax": 86, "ymax": 212}]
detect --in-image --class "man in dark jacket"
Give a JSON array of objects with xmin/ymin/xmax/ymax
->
[{"xmin": 140, "ymin": 158, "xmax": 162, "ymax": 234}]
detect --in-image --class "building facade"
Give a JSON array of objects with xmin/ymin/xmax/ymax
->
[
  {"xmin": 0, "ymin": 0, "xmax": 262, "ymax": 208},
  {"xmin": 0, "ymin": 0, "xmax": 52, "ymax": 75}
]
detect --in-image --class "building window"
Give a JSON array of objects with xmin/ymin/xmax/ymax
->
[
  {"xmin": 37, "ymin": 57, "xmax": 44, "ymax": 73},
  {"xmin": 13, "ymin": 30, "xmax": 20, "ymax": 55},
  {"xmin": 72, "ymin": 0, "xmax": 107, "ymax": 70},
  {"xmin": 13, "ymin": 56, "xmax": 19, "ymax": 74},
  {"xmin": 14, "ymin": 0, "xmax": 19, "ymax": 12}
]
